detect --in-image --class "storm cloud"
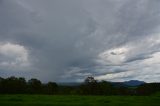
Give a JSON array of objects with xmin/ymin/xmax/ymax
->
[{"xmin": 0, "ymin": 0, "xmax": 160, "ymax": 82}]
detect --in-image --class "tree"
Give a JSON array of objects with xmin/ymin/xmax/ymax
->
[
  {"xmin": 44, "ymin": 82, "xmax": 58, "ymax": 94},
  {"xmin": 80, "ymin": 76, "xmax": 99, "ymax": 95},
  {"xmin": 1, "ymin": 76, "xmax": 27, "ymax": 94},
  {"xmin": 0, "ymin": 77, "xmax": 4, "ymax": 93},
  {"xmin": 137, "ymin": 83, "xmax": 160, "ymax": 95},
  {"xmin": 84, "ymin": 76, "xmax": 97, "ymax": 84},
  {"xmin": 98, "ymin": 81, "xmax": 114, "ymax": 95},
  {"xmin": 28, "ymin": 78, "xmax": 42, "ymax": 94}
]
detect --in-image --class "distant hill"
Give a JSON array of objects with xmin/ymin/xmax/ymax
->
[
  {"xmin": 58, "ymin": 82, "xmax": 82, "ymax": 86},
  {"xmin": 123, "ymin": 80, "xmax": 145, "ymax": 86},
  {"xmin": 108, "ymin": 80, "xmax": 146, "ymax": 87},
  {"xmin": 58, "ymin": 80, "xmax": 146, "ymax": 87}
]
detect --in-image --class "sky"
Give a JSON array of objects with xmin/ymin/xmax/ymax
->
[{"xmin": 0, "ymin": 0, "xmax": 160, "ymax": 82}]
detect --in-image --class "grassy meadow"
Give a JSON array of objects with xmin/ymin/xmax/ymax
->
[{"xmin": 0, "ymin": 94, "xmax": 160, "ymax": 106}]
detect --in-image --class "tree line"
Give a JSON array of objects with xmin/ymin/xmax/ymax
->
[{"xmin": 0, "ymin": 76, "xmax": 160, "ymax": 95}]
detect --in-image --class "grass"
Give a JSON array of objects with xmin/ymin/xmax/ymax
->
[{"xmin": 0, "ymin": 94, "xmax": 160, "ymax": 106}]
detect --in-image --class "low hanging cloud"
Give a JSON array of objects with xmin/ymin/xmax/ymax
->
[{"xmin": 0, "ymin": 0, "xmax": 160, "ymax": 82}]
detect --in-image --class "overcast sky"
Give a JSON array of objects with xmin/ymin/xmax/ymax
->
[{"xmin": 0, "ymin": 0, "xmax": 160, "ymax": 82}]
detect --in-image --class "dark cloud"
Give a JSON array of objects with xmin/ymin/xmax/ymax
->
[
  {"xmin": 124, "ymin": 54, "xmax": 152, "ymax": 63},
  {"xmin": 0, "ymin": 0, "xmax": 160, "ymax": 82}
]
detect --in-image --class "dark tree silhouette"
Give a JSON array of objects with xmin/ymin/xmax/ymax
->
[
  {"xmin": 0, "ymin": 76, "xmax": 160, "ymax": 95},
  {"xmin": 44, "ymin": 82, "xmax": 58, "ymax": 94},
  {"xmin": 1, "ymin": 76, "xmax": 27, "ymax": 94},
  {"xmin": 28, "ymin": 78, "xmax": 42, "ymax": 94},
  {"xmin": 80, "ymin": 76, "xmax": 99, "ymax": 95},
  {"xmin": 85, "ymin": 76, "xmax": 97, "ymax": 84}
]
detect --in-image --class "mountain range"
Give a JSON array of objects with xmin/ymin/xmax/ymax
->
[{"xmin": 58, "ymin": 80, "xmax": 145, "ymax": 87}]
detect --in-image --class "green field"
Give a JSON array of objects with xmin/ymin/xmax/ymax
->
[{"xmin": 0, "ymin": 94, "xmax": 160, "ymax": 106}]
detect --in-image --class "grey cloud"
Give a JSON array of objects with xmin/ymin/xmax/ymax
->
[
  {"xmin": 124, "ymin": 54, "xmax": 152, "ymax": 63},
  {"xmin": 0, "ymin": 0, "xmax": 160, "ymax": 82}
]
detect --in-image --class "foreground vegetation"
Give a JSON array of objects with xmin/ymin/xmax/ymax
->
[
  {"xmin": 1, "ymin": 76, "xmax": 160, "ymax": 96},
  {"xmin": 0, "ymin": 94, "xmax": 160, "ymax": 106},
  {"xmin": 1, "ymin": 76, "xmax": 160, "ymax": 105}
]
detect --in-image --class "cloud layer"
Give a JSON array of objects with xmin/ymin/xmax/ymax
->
[{"xmin": 0, "ymin": 0, "xmax": 160, "ymax": 82}]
